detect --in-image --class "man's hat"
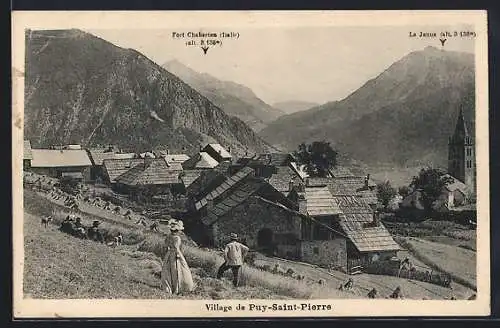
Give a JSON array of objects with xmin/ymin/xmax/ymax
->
[
  {"xmin": 229, "ymin": 233, "xmax": 238, "ymax": 240},
  {"xmin": 92, "ymin": 220, "xmax": 101, "ymax": 227}
]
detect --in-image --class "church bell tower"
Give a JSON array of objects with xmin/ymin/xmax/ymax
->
[{"xmin": 448, "ymin": 107, "xmax": 475, "ymax": 189}]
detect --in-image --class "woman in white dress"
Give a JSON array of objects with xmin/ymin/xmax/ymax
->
[{"xmin": 161, "ymin": 219, "xmax": 194, "ymax": 295}]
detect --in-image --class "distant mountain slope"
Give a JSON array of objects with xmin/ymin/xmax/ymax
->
[
  {"xmin": 259, "ymin": 46, "xmax": 475, "ymax": 168},
  {"xmin": 163, "ymin": 60, "xmax": 284, "ymax": 131},
  {"xmin": 24, "ymin": 29, "xmax": 272, "ymax": 156},
  {"xmin": 272, "ymin": 100, "xmax": 319, "ymax": 114}
]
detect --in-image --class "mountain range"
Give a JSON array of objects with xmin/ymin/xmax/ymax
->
[
  {"xmin": 259, "ymin": 46, "xmax": 475, "ymax": 171},
  {"xmin": 23, "ymin": 29, "xmax": 273, "ymax": 156},
  {"xmin": 162, "ymin": 60, "xmax": 284, "ymax": 131},
  {"xmin": 272, "ymin": 100, "xmax": 319, "ymax": 114}
]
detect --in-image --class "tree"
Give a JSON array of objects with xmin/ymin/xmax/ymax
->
[
  {"xmin": 293, "ymin": 141, "xmax": 338, "ymax": 177},
  {"xmin": 398, "ymin": 186, "xmax": 411, "ymax": 198},
  {"xmin": 410, "ymin": 167, "xmax": 453, "ymax": 212},
  {"xmin": 376, "ymin": 181, "xmax": 397, "ymax": 210}
]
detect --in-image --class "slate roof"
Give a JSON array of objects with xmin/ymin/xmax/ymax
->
[
  {"xmin": 31, "ymin": 149, "xmax": 92, "ymax": 168},
  {"xmin": 87, "ymin": 149, "xmax": 136, "ymax": 166},
  {"xmin": 24, "ymin": 140, "xmax": 33, "ymax": 160},
  {"xmin": 203, "ymin": 143, "xmax": 232, "ymax": 160},
  {"xmin": 333, "ymin": 195, "xmax": 400, "ymax": 252},
  {"xmin": 181, "ymin": 169, "xmax": 203, "ymax": 188},
  {"xmin": 183, "ymin": 152, "xmax": 219, "ymax": 169},
  {"xmin": 267, "ymin": 166, "xmax": 299, "ymax": 193},
  {"xmin": 102, "ymin": 158, "xmax": 146, "ymax": 183},
  {"xmin": 443, "ymin": 174, "xmax": 468, "ymax": 193},
  {"xmin": 163, "ymin": 154, "xmax": 191, "ymax": 164},
  {"xmin": 201, "ymin": 179, "xmax": 266, "ymax": 225},
  {"xmin": 303, "ymin": 186, "xmax": 342, "ymax": 216},
  {"xmin": 195, "ymin": 166, "xmax": 254, "ymax": 211},
  {"xmin": 115, "ymin": 158, "xmax": 182, "ymax": 186}
]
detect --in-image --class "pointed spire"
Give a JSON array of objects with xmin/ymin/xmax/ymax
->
[{"xmin": 451, "ymin": 107, "xmax": 469, "ymax": 142}]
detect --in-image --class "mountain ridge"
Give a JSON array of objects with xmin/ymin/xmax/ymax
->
[
  {"xmin": 272, "ymin": 100, "xmax": 320, "ymax": 114},
  {"xmin": 259, "ymin": 46, "xmax": 475, "ymax": 168},
  {"xmin": 162, "ymin": 59, "xmax": 284, "ymax": 131},
  {"xmin": 24, "ymin": 29, "xmax": 273, "ymax": 156}
]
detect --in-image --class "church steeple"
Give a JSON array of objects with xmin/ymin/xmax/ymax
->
[
  {"xmin": 450, "ymin": 107, "xmax": 470, "ymax": 143},
  {"xmin": 448, "ymin": 107, "xmax": 475, "ymax": 189}
]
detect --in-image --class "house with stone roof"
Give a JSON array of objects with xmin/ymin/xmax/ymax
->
[
  {"xmin": 191, "ymin": 169, "xmax": 348, "ymax": 271},
  {"xmin": 288, "ymin": 183, "xmax": 400, "ymax": 272},
  {"xmin": 30, "ymin": 148, "xmax": 92, "ymax": 181}
]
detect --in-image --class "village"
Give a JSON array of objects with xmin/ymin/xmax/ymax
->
[{"xmin": 21, "ymin": 107, "xmax": 477, "ymax": 300}]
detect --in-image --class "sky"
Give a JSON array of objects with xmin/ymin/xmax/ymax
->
[{"xmin": 87, "ymin": 25, "xmax": 474, "ymax": 105}]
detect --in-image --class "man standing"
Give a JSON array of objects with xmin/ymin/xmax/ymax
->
[{"xmin": 216, "ymin": 233, "xmax": 249, "ymax": 287}]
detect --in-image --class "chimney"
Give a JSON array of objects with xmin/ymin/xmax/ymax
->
[
  {"xmin": 199, "ymin": 145, "xmax": 203, "ymax": 152},
  {"xmin": 373, "ymin": 210, "xmax": 380, "ymax": 226},
  {"xmin": 298, "ymin": 194, "xmax": 307, "ymax": 215},
  {"xmin": 364, "ymin": 174, "xmax": 370, "ymax": 188},
  {"xmin": 228, "ymin": 146, "xmax": 231, "ymax": 153},
  {"xmin": 288, "ymin": 179, "xmax": 294, "ymax": 192},
  {"xmin": 166, "ymin": 149, "xmax": 170, "ymax": 155},
  {"xmin": 305, "ymin": 178, "xmax": 310, "ymax": 187}
]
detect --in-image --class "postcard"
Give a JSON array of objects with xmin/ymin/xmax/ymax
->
[{"xmin": 12, "ymin": 10, "xmax": 489, "ymax": 318}]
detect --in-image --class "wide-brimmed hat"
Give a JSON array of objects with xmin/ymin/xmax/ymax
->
[
  {"xmin": 168, "ymin": 219, "xmax": 184, "ymax": 231},
  {"xmin": 229, "ymin": 233, "xmax": 238, "ymax": 240}
]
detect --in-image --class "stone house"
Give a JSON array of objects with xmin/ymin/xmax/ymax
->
[
  {"xmin": 197, "ymin": 176, "xmax": 348, "ymax": 271},
  {"xmin": 400, "ymin": 174, "xmax": 469, "ymax": 212},
  {"xmin": 289, "ymin": 183, "xmax": 400, "ymax": 272},
  {"xmin": 112, "ymin": 158, "xmax": 184, "ymax": 197},
  {"xmin": 87, "ymin": 147, "xmax": 136, "ymax": 181},
  {"xmin": 30, "ymin": 148, "xmax": 92, "ymax": 182}
]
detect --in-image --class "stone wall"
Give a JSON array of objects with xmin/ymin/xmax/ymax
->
[
  {"xmin": 300, "ymin": 239, "xmax": 347, "ymax": 271},
  {"xmin": 211, "ymin": 196, "xmax": 302, "ymax": 249}
]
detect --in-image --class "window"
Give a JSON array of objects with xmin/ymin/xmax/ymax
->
[
  {"xmin": 313, "ymin": 247, "xmax": 319, "ymax": 255},
  {"xmin": 467, "ymin": 148, "xmax": 472, "ymax": 156},
  {"xmin": 467, "ymin": 160, "xmax": 472, "ymax": 168}
]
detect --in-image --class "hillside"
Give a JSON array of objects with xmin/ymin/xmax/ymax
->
[
  {"xmin": 24, "ymin": 29, "xmax": 272, "ymax": 155},
  {"xmin": 259, "ymin": 46, "xmax": 475, "ymax": 168},
  {"xmin": 272, "ymin": 100, "xmax": 319, "ymax": 114},
  {"xmin": 163, "ymin": 60, "xmax": 284, "ymax": 131}
]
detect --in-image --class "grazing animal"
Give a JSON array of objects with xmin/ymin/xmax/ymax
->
[
  {"xmin": 318, "ymin": 279, "xmax": 325, "ymax": 285},
  {"xmin": 343, "ymin": 278, "xmax": 354, "ymax": 290},
  {"xmin": 389, "ymin": 286, "xmax": 403, "ymax": 299},
  {"xmin": 41, "ymin": 216, "xmax": 53, "ymax": 228},
  {"xmin": 367, "ymin": 288, "xmax": 377, "ymax": 299}
]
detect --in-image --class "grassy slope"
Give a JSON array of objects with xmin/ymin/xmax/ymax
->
[
  {"xmin": 23, "ymin": 189, "xmax": 353, "ymax": 299},
  {"xmin": 254, "ymin": 254, "xmax": 473, "ymax": 300},
  {"xmin": 397, "ymin": 237, "xmax": 477, "ymax": 291}
]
